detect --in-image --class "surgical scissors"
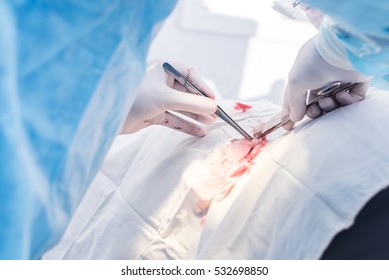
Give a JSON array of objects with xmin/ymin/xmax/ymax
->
[
  {"xmin": 163, "ymin": 62, "xmax": 253, "ymax": 141},
  {"xmin": 253, "ymin": 81, "xmax": 357, "ymax": 139}
]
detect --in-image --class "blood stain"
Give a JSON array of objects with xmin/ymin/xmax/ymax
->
[{"xmin": 234, "ymin": 102, "xmax": 252, "ymax": 112}]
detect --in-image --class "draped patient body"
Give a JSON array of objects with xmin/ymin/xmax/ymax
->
[{"xmin": 44, "ymin": 91, "xmax": 389, "ymax": 260}]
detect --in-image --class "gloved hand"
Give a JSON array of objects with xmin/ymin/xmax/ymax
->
[
  {"xmin": 282, "ymin": 36, "xmax": 371, "ymax": 129},
  {"xmin": 121, "ymin": 60, "xmax": 217, "ymax": 136}
]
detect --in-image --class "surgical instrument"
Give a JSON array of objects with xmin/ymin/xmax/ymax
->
[
  {"xmin": 254, "ymin": 81, "xmax": 357, "ymax": 139},
  {"xmin": 163, "ymin": 62, "xmax": 253, "ymax": 141}
]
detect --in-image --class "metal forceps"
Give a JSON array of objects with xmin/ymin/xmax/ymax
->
[
  {"xmin": 254, "ymin": 81, "xmax": 357, "ymax": 139},
  {"xmin": 163, "ymin": 62, "xmax": 253, "ymax": 140}
]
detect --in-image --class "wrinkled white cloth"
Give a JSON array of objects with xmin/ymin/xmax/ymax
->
[{"xmin": 44, "ymin": 89, "xmax": 389, "ymax": 259}]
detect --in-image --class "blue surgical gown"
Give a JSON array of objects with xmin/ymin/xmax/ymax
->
[
  {"xmin": 0, "ymin": 0, "xmax": 176, "ymax": 259},
  {"xmin": 303, "ymin": 0, "xmax": 389, "ymax": 87}
]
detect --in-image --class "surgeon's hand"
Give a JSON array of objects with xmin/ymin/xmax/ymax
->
[
  {"xmin": 121, "ymin": 60, "xmax": 217, "ymax": 136},
  {"xmin": 282, "ymin": 36, "xmax": 371, "ymax": 130}
]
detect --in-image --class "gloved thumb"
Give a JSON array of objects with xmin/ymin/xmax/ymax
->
[
  {"xmin": 284, "ymin": 83, "xmax": 308, "ymax": 123},
  {"xmin": 162, "ymin": 87, "xmax": 218, "ymax": 115}
]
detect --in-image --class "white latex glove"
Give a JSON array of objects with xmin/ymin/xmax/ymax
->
[
  {"xmin": 282, "ymin": 36, "xmax": 371, "ymax": 130},
  {"xmin": 121, "ymin": 60, "xmax": 217, "ymax": 136}
]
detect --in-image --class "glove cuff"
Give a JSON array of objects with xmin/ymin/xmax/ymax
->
[{"xmin": 315, "ymin": 16, "xmax": 355, "ymax": 71}]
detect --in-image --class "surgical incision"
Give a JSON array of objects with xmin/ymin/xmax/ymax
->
[{"xmin": 184, "ymin": 136, "xmax": 267, "ymax": 212}]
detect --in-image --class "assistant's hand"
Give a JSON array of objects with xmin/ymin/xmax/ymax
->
[
  {"xmin": 121, "ymin": 60, "xmax": 217, "ymax": 136},
  {"xmin": 282, "ymin": 36, "xmax": 371, "ymax": 130}
]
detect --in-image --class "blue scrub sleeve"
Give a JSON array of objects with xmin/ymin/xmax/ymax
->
[
  {"xmin": 303, "ymin": 0, "xmax": 389, "ymax": 88},
  {"xmin": 0, "ymin": 0, "xmax": 176, "ymax": 259}
]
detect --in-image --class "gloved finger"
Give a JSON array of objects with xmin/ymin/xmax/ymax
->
[
  {"xmin": 174, "ymin": 110, "xmax": 216, "ymax": 125},
  {"xmin": 166, "ymin": 73, "xmax": 176, "ymax": 89},
  {"xmin": 348, "ymin": 82, "xmax": 369, "ymax": 103},
  {"xmin": 286, "ymin": 83, "xmax": 308, "ymax": 123},
  {"xmin": 281, "ymin": 87, "xmax": 296, "ymax": 130},
  {"xmin": 335, "ymin": 90, "xmax": 354, "ymax": 106},
  {"xmin": 166, "ymin": 67, "xmax": 203, "ymax": 95},
  {"xmin": 163, "ymin": 87, "xmax": 217, "ymax": 115},
  {"xmin": 165, "ymin": 70, "xmax": 189, "ymax": 93},
  {"xmin": 306, "ymin": 103, "xmax": 322, "ymax": 119},
  {"xmin": 317, "ymin": 96, "xmax": 339, "ymax": 112},
  {"xmin": 186, "ymin": 68, "xmax": 215, "ymax": 99},
  {"xmin": 168, "ymin": 62, "xmax": 216, "ymax": 99},
  {"xmin": 172, "ymin": 81, "xmax": 188, "ymax": 93},
  {"xmin": 165, "ymin": 63, "xmax": 194, "ymax": 92},
  {"xmin": 335, "ymin": 82, "xmax": 368, "ymax": 106},
  {"xmin": 153, "ymin": 111, "xmax": 207, "ymax": 137}
]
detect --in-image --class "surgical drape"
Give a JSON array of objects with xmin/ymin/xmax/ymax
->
[
  {"xmin": 0, "ymin": 0, "xmax": 176, "ymax": 259},
  {"xmin": 42, "ymin": 91, "xmax": 389, "ymax": 260}
]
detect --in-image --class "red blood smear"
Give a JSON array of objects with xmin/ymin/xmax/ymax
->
[
  {"xmin": 229, "ymin": 137, "xmax": 267, "ymax": 178},
  {"xmin": 234, "ymin": 102, "xmax": 252, "ymax": 112},
  {"xmin": 174, "ymin": 127, "xmax": 182, "ymax": 130},
  {"xmin": 228, "ymin": 163, "xmax": 251, "ymax": 178},
  {"xmin": 244, "ymin": 137, "xmax": 267, "ymax": 161}
]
